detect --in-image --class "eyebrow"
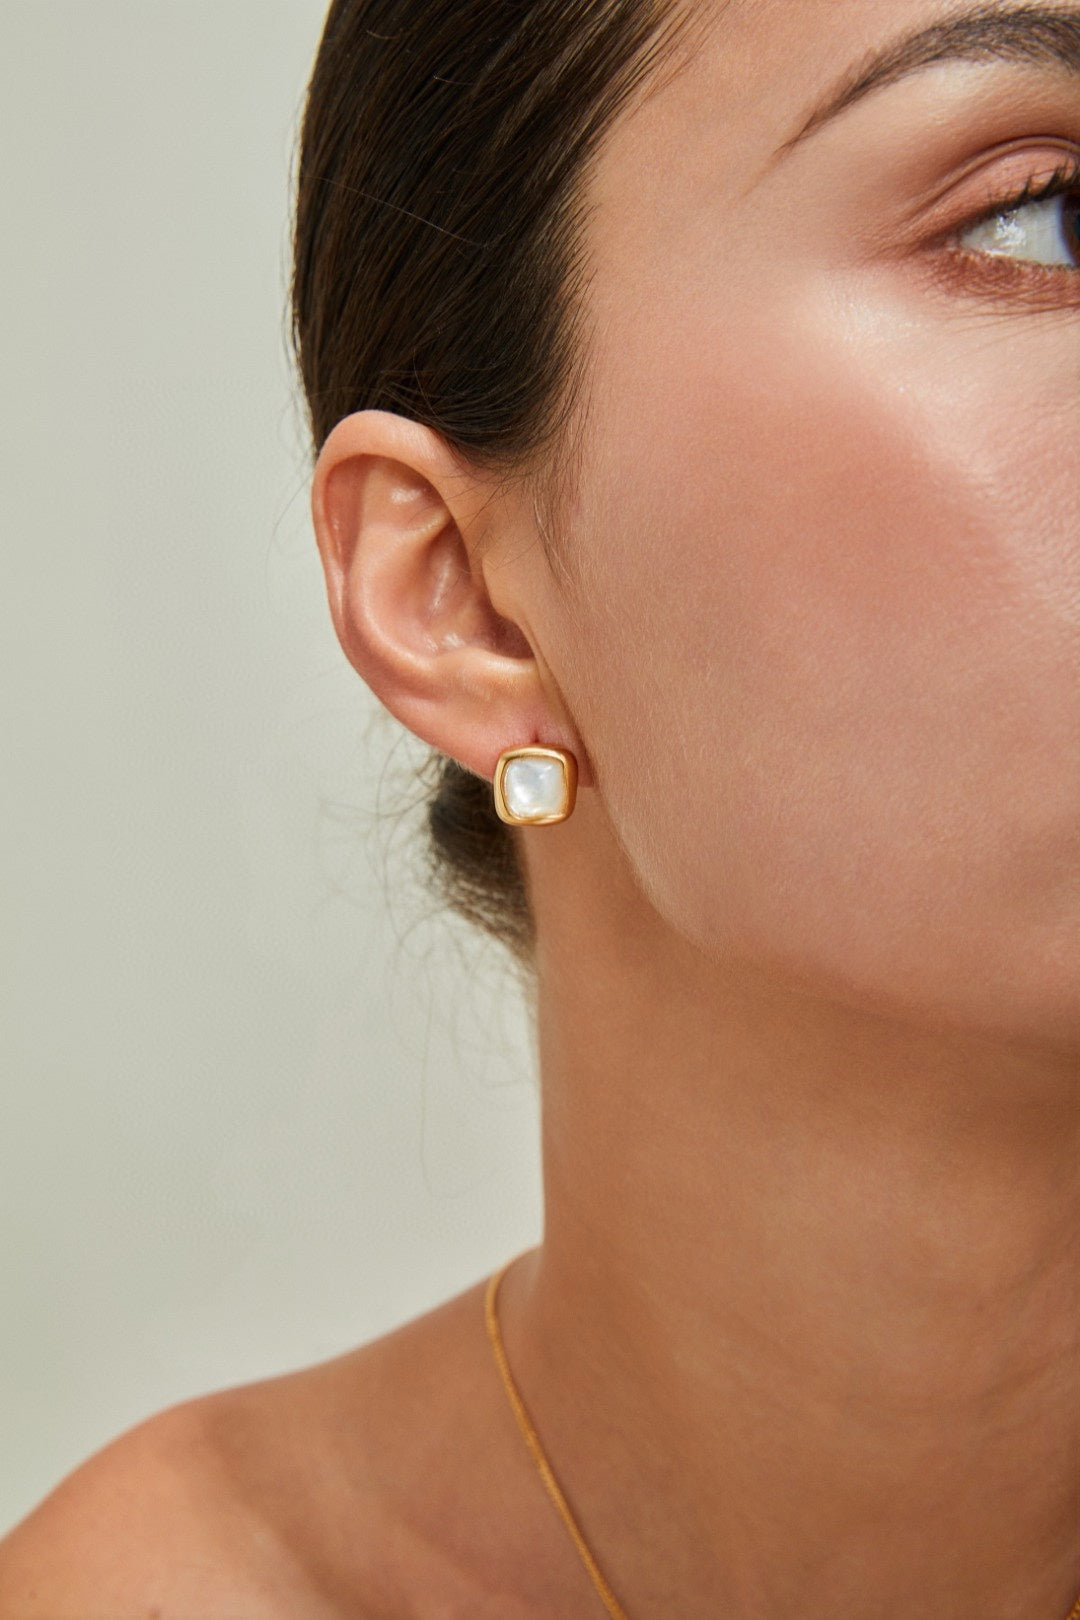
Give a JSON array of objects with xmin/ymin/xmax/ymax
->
[{"xmin": 776, "ymin": 1, "xmax": 1080, "ymax": 157}]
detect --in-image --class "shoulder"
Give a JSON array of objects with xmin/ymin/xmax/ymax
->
[
  {"xmin": 0, "ymin": 1273, "xmax": 540, "ymax": 1620},
  {"xmin": 0, "ymin": 1395, "xmax": 361, "ymax": 1619}
]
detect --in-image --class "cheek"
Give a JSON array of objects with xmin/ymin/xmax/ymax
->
[{"xmin": 561, "ymin": 286, "xmax": 1080, "ymax": 1045}]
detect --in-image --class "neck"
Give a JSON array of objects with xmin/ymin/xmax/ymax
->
[{"xmin": 508, "ymin": 825, "xmax": 1080, "ymax": 1620}]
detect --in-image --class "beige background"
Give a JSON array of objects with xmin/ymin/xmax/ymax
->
[{"xmin": 0, "ymin": 1, "xmax": 541, "ymax": 1535}]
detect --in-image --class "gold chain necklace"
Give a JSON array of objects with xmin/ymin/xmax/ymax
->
[{"xmin": 485, "ymin": 1257, "xmax": 1080, "ymax": 1620}]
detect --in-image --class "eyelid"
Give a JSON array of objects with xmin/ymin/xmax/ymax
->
[
  {"xmin": 917, "ymin": 142, "xmax": 1080, "ymax": 246},
  {"xmin": 950, "ymin": 152, "xmax": 1080, "ymax": 238},
  {"xmin": 925, "ymin": 247, "xmax": 1080, "ymax": 312}
]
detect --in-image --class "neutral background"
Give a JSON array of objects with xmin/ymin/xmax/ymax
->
[{"xmin": 0, "ymin": 0, "xmax": 542, "ymax": 1535}]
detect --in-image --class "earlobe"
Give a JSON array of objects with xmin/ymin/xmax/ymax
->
[{"xmin": 309, "ymin": 409, "xmax": 586, "ymax": 786}]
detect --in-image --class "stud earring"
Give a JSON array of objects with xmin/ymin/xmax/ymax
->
[{"xmin": 493, "ymin": 746, "xmax": 578, "ymax": 826}]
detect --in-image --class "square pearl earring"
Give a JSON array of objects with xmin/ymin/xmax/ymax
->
[{"xmin": 493, "ymin": 746, "xmax": 578, "ymax": 826}]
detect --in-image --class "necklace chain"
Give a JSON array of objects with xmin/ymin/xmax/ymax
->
[
  {"xmin": 485, "ymin": 1258, "xmax": 630, "ymax": 1619},
  {"xmin": 485, "ymin": 1256, "xmax": 1080, "ymax": 1620}
]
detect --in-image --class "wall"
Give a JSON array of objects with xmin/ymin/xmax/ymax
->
[{"xmin": 0, "ymin": 0, "xmax": 542, "ymax": 1534}]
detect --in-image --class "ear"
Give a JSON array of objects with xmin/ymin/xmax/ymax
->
[{"xmin": 310, "ymin": 409, "xmax": 586, "ymax": 785}]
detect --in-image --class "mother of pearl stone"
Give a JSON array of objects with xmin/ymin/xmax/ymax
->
[{"xmin": 502, "ymin": 756, "xmax": 569, "ymax": 821}]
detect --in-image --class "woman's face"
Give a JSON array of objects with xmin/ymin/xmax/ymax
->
[{"xmin": 510, "ymin": 0, "xmax": 1080, "ymax": 1047}]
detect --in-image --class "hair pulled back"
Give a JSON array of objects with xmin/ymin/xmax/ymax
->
[{"xmin": 290, "ymin": 0, "xmax": 689, "ymax": 960}]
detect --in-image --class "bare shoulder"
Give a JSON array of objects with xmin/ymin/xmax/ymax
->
[
  {"xmin": 0, "ymin": 1396, "xmax": 365, "ymax": 1619},
  {"xmin": 0, "ymin": 1268, "xmax": 554, "ymax": 1620}
]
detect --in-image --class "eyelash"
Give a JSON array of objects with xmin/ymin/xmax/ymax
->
[
  {"xmin": 938, "ymin": 153, "xmax": 1080, "ymax": 301},
  {"xmin": 977, "ymin": 153, "xmax": 1080, "ymax": 221}
]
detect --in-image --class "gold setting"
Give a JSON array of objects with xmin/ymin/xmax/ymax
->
[{"xmin": 493, "ymin": 746, "xmax": 578, "ymax": 826}]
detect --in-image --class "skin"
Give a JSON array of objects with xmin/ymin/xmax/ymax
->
[{"xmin": 2, "ymin": 0, "xmax": 1078, "ymax": 1615}]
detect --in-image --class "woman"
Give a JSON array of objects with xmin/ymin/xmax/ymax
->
[{"xmin": 2, "ymin": 0, "xmax": 1078, "ymax": 1614}]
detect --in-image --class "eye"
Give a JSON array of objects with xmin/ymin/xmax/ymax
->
[{"xmin": 955, "ymin": 164, "xmax": 1080, "ymax": 271}]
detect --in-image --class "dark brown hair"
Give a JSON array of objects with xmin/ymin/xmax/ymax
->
[{"xmin": 290, "ymin": 0, "xmax": 693, "ymax": 960}]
